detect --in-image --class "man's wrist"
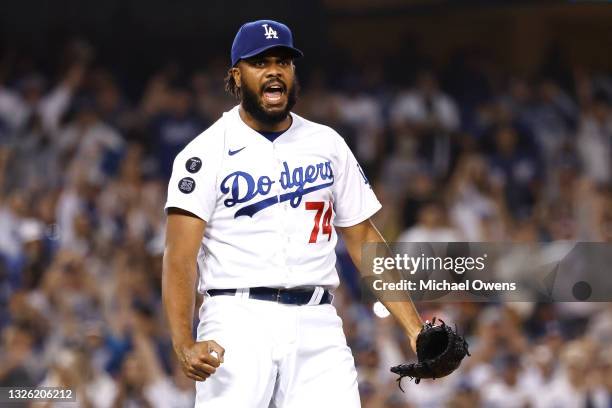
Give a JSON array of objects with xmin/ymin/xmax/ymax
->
[
  {"xmin": 407, "ymin": 325, "xmax": 422, "ymax": 338},
  {"xmin": 172, "ymin": 336, "xmax": 195, "ymax": 354}
]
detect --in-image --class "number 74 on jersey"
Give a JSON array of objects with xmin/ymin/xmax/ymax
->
[{"xmin": 306, "ymin": 200, "xmax": 333, "ymax": 243}]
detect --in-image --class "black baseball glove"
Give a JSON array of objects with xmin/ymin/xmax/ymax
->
[{"xmin": 390, "ymin": 318, "xmax": 470, "ymax": 389}]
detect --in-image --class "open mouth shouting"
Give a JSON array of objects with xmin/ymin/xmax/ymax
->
[{"xmin": 261, "ymin": 81, "xmax": 287, "ymax": 106}]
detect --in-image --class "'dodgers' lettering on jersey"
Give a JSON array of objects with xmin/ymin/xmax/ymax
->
[{"xmin": 221, "ymin": 161, "xmax": 334, "ymax": 218}]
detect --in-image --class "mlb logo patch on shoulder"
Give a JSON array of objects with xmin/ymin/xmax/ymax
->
[
  {"xmin": 178, "ymin": 177, "xmax": 196, "ymax": 194},
  {"xmin": 185, "ymin": 157, "xmax": 202, "ymax": 173}
]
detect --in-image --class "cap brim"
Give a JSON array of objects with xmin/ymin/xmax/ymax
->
[{"xmin": 235, "ymin": 45, "xmax": 304, "ymax": 66}]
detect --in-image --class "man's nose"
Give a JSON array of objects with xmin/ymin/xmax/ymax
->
[{"xmin": 264, "ymin": 63, "xmax": 283, "ymax": 78}]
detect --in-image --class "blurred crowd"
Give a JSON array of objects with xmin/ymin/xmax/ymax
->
[{"xmin": 0, "ymin": 39, "xmax": 611, "ymax": 407}]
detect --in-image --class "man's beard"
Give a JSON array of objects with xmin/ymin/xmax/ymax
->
[{"xmin": 240, "ymin": 78, "xmax": 299, "ymax": 126}]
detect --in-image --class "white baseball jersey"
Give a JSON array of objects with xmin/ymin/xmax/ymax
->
[{"xmin": 165, "ymin": 105, "xmax": 381, "ymax": 292}]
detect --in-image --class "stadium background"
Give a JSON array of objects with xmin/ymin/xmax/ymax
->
[{"xmin": 0, "ymin": 1, "xmax": 611, "ymax": 406}]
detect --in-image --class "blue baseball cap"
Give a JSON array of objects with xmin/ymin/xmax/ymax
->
[{"xmin": 231, "ymin": 20, "xmax": 303, "ymax": 67}]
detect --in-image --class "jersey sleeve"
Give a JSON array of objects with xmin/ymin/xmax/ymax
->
[
  {"xmin": 332, "ymin": 135, "xmax": 382, "ymax": 227},
  {"xmin": 164, "ymin": 145, "xmax": 218, "ymax": 222}
]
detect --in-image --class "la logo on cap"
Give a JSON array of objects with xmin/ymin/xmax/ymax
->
[{"xmin": 262, "ymin": 24, "xmax": 278, "ymax": 39}]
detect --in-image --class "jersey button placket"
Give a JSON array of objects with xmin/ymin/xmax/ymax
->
[{"xmin": 273, "ymin": 143, "xmax": 291, "ymax": 285}]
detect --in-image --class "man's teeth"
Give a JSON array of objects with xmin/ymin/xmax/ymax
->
[{"xmin": 264, "ymin": 90, "xmax": 282, "ymax": 101}]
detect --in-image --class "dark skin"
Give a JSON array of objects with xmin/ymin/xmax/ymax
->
[
  {"xmin": 230, "ymin": 49, "xmax": 295, "ymax": 132},
  {"xmin": 162, "ymin": 210, "xmax": 223, "ymax": 382},
  {"xmin": 163, "ymin": 48, "xmax": 421, "ymax": 383}
]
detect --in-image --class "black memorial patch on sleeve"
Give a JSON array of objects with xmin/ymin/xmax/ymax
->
[
  {"xmin": 178, "ymin": 177, "xmax": 196, "ymax": 194},
  {"xmin": 185, "ymin": 157, "xmax": 202, "ymax": 173}
]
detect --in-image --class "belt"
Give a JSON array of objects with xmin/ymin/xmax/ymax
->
[{"xmin": 207, "ymin": 287, "xmax": 333, "ymax": 305}]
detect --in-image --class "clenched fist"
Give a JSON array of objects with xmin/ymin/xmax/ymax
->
[{"xmin": 176, "ymin": 340, "xmax": 225, "ymax": 382}]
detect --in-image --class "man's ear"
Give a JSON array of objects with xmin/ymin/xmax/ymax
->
[{"xmin": 231, "ymin": 67, "xmax": 241, "ymax": 88}]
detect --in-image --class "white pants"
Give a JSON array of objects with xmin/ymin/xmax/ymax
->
[{"xmin": 194, "ymin": 294, "xmax": 360, "ymax": 408}]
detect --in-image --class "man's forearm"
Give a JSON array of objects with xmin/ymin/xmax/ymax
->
[
  {"xmin": 339, "ymin": 220, "xmax": 423, "ymax": 340},
  {"xmin": 364, "ymin": 227, "xmax": 423, "ymax": 338},
  {"xmin": 162, "ymin": 253, "xmax": 198, "ymax": 351}
]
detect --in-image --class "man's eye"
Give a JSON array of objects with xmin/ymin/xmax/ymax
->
[{"xmin": 254, "ymin": 61, "xmax": 265, "ymax": 67}]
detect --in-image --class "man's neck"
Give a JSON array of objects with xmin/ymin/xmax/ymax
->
[{"xmin": 238, "ymin": 105, "xmax": 292, "ymax": 132}]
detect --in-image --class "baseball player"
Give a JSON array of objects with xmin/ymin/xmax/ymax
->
[{"xmin": 162, "ymin": 20, "xmax": 424, "ymax": 407}]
